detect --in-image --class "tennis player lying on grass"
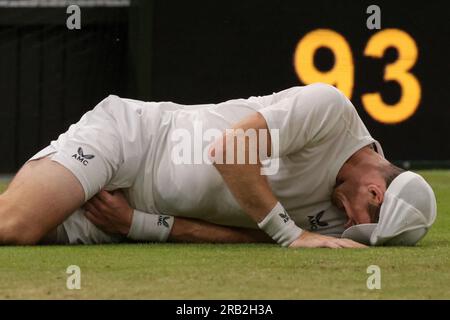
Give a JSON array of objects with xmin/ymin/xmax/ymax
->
[{"xmin": 0, "ymin": 83, "xmax": 436, "ymax": 247}]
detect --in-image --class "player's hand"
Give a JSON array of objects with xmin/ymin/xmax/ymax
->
[
  {"xmin": 83, "ymin": 190, "xmax": 133, "ymax": 236},
  {"xmin": 288, "ymin": 230, "xmax": 367, "ymax": 248}
]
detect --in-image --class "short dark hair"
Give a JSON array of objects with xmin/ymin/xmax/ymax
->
[
  {"xmin": 382, "ymin": 163, "xmax": 405, "ymax": 188},
  {"xmin": 367, "ymin": 163, "xmax": 405, "ymax": 223}
]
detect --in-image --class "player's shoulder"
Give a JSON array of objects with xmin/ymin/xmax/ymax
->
[
  {"xmin": 98, "ymin": 94, "xmax": 125, "ymax": 105},
  {"xmin": 103, "ymin": 94, "xmax": 149, "ymax": 106},
  {"xmin": 300, "ymin": 83, "xmax": 345, "ymax": 101},
  {"xmin": 93, "ymin": 95, "xmax": 148, "ymax": 115},
  {"xmin": 272, "ymin": 83, "xmax": 346, "ymax": 107},
  {"xmin": 305, "ymin": 83, "xmax": 356, "ymax": 116},
  {"xmin": 282, "ymin": 83, "xmax": 346, "ymax": 117}
]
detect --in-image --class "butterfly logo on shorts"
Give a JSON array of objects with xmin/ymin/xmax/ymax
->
[{"xmin": 72, "ymin": 147, "xmax": 95, "ymax": 166}]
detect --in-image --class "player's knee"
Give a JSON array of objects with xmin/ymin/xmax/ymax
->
[{"xmin": 209, "ymin": 134, "xmax": 227, "ymax": 166}]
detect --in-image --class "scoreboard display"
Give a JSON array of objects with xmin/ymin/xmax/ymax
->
[
  {"xmin": 151, "ymin": 0, "xmax": 450, "ymax": 164},
  {"xmin": 294, "ymin": 28, "xmax": 420, "ymax": 125}
]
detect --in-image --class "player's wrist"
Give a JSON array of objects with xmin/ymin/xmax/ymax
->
[
  {"xmin": 257, "ymin": 202, "xmax": 303, "ymax": 247},
  {"xmin": 127, "ymin": 210, "xmax": 174, "ymax": 242},
  {"xmin": 113, "ymin": 207, "xmax": 133, "ymax": 236},
  {"xmin": 120, "ymin": 207, "xmax": 134, "ymax": 235}
]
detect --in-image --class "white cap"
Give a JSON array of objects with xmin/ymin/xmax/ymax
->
[{"xmin": 341, "ymin": 171, "xmax": 437, "ymax": 246}]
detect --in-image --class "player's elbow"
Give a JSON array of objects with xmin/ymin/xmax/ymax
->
[
  {"xmin": 209, "ymin": 127, "xmax": 265, "ymax": 168},
  {"xmin": 208, "ymin": 133, "xmax": 227, "ymax": 167}
]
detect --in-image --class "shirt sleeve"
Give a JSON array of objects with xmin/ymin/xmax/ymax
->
[{"xmin": 257, "ymin": 83, "xmax": 347, "ymax": 157}]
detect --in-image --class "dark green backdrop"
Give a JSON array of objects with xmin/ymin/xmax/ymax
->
[{"xmin": 0, "ymin": 0, "xmax": 449, "ymax": 172}]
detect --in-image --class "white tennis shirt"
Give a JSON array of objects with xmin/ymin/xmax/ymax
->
[{"xmin": 119, "ymin": 83, "xmax": 383, "ymax": 235}]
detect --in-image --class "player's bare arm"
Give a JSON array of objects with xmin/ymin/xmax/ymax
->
[
  {"xmin": 209, "ymin": 112, "xmax": 366, "ymax": 248},
  {"xmin": 83, "ymin": 190, "xmax": 272, "ymax": 244}
]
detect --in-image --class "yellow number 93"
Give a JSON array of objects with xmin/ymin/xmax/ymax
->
[{"xmin": 294, "ymin": 28, "xmax": 421, "ymax": 124}]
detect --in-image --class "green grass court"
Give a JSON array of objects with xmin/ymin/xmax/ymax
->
[{"xmin": 0, "ymin": 171, "xmax": 449, "ymax": 299}]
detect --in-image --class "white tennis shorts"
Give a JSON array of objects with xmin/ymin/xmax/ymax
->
[{"xmin": 29, "ymin": 95, "xmax": 155, "ymax": 244}]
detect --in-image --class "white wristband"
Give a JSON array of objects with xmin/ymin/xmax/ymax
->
[
  {"xmin": 257, "ymin": 202, "xmax": 303, "ymax": 247},
  {"xmin": 127, "ymin": 210, "xmax": 174, "ymax": 242}
]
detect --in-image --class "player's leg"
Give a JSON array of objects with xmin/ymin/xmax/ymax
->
[
  {"xmin": 0, "ymin": 157, "xmax": 84, "ymax": 244},
  {"xmin": 0, "ymin": 95, "xmax": 139, "ymax": 245}
]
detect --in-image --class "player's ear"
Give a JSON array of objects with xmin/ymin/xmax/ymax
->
[{"xmin": 368, "ymin": 184, "xmax": 383, "ymax": 205}]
